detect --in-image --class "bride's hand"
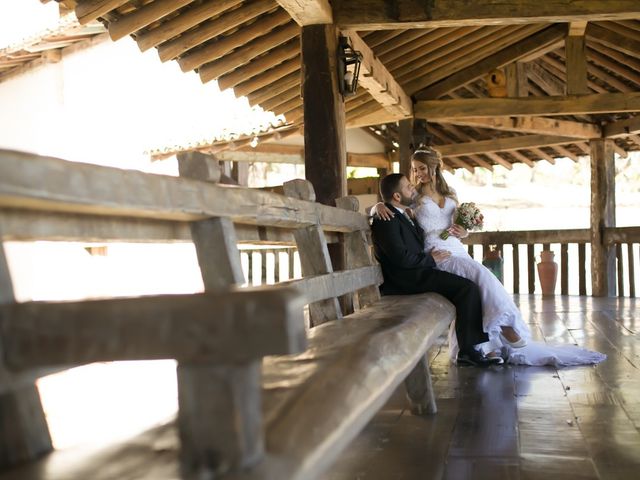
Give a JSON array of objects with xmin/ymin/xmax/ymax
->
[
  {"xmin": 448, "ymin": 224, "xmax": 468, "ymax": 238},
  {"xmin": 371, "ymin": 202, "xmax": 395, "ymax": 221}
]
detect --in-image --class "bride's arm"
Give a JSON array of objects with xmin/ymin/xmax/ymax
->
[{"xmin": 369, "ymin": 202, "xmax": 395, "ymax": 220}]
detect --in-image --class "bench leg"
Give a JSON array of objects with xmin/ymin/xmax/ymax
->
[
  {"xmin": 0, "ymin": 384, "xmax": 52, "ymax": 468},
  {"xmin": 404, "ymin": 355, "xmax": 437, "ymax": 415},
  {"xmin": 177, "ymin": 361, "xmax": 263, "ymax": 478}
]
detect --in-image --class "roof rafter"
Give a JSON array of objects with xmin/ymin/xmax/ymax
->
[
  {"xmin": 332, "ymin": 0, "xmax": 640, "ymax": 30},
  {"xmin": 414, "ymin": 24, "xmax": 567, "ymax": 99}
]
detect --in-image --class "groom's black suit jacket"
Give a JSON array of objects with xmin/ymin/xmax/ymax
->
[
  {"xmin": 370, "ymin": 202, "xmax": 489, "ymax": 352},
  {"xmin": 370, "ymin": 203, "xmax": 436, "ymax": 295}
]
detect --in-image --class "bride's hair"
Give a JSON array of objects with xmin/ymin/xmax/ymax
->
[{"xmin": 411, "ymin": 145, "xmax": 457, "ymax": 203}]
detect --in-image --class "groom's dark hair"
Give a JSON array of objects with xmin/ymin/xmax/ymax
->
[{"xmin": 379, "ymin": 173, "xmax": 406, "ymax": 202}]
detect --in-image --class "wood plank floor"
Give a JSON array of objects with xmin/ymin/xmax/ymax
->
[{"xmin": 322, "ymin": 295, "xmax": 640, "ymax": 480}]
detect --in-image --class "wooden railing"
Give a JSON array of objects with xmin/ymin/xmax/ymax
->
[{"xmin": 464, "ymin": 227, "xmax": 640, "ymax": 297}]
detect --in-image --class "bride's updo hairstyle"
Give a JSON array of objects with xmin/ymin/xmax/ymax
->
[{"xmin": 411, "ymin": 145, "xmax": 457, "ymax": 203}]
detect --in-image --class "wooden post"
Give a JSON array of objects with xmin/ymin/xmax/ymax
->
[
  {"xmin": 177, "ymin": 165, "xmax": 262, "ymax": 476},
  {"xmin": 300, "ymin": 23, "xmax": 346, "ymax": 206},
  {"xmin": 506, "ymin": 62, "xmax": 528, "ymax": 97},
  {"xmin": 527, "ymin": 244, "xmax": 536, "ymax": 294},
  {"xmin": 565, "ymin": 34, "xmax": 589, "ymax": 95},
  {"xmin": 561, "ymin": 243, "xmax": 569, "ymax": 295},
  {"xmin": 284, "ymin": 179, "xmax": 342, "ymax": 326},
  {"xmin": 512, "ymin": 243, "xmax": 520, "ymax": 294},
  {"xmin": 0, "ymin": 242, "xmax": 52, "ymax": 468},
  {"xmin": 300, "ymin": 24, "xmax": 347, "ymax": 299},
  {"xmin": 398, "ymin": 118, "xmax": 412, "ymax": 177},
  {"xmin": 578, "ymin": 243, "xmax": 587, "ymax": 295},
  {"xmin": 589, "ymin": 139, "xmax": 616, "ymax": 297},
  {"xmin": 404, "ymin": 355, "xmax": 437, "ymax": 415}
]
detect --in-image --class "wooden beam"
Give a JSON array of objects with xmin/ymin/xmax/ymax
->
[
  {"xmin": 587, "ymin": 23, "xmax": 640, "ymax": 60},
  {"xmin": 217, "ymin": 40, "xmax": 300, "ymax": 92},
  {"xmin": 332, "ymin": 1, "xmax": 640, "ymax": 30},
  {"xmin": 415, "ymin": 24, "xmax": 567, "ymax": 99},
  {"xmin": 157, "ymin": 0, "xmax": 275, "ymax": 62},
  {"xmin": 276, "ymin": 0, "xmax": 332, "ymax": 26},
  {"xmin": 178, "ymin": 9, "xmax": 292, "ymax": 72},
  {"xmin": 603, "ymin": 115, "xmax": 640, "ymax": 138},
  {"xmin": 300, "ymin": 24, "xmax": 347, "ymax": 205},
  {"xmin": 342, "ymin": 31, "xmax": 413, "ymax": 117},
  {"xmin": 416, "ymin": 92, "xmax": 640, "ymax": 119},
  {"xmin": 436, "ymin": 134, "xmax": 579, "ymax": 157},
  {"xmin": 108, "ymin": 0, "xmax": 191, "ymax": 41},
  {"xmin": 528, "ymin": 61, "xmax": 564, "ymax": 96},
  {"xmin": 565, "ymin": 35, "xmax": 589, "ymax": 95},
  {"xmin": 75, "ymin": 0, "xmax": 129, "ymax": 25},
  {"xmin": 436, "ymin": 116, "xmax": 601, "ymax": 138},
  {"xmin": 198, "ymin": 23, "xmax": 299, "ymax": 84},
  {"xmin": 135, "ymin": 0, "xmax": 243, "ymax": 52},
  {"xmin": 589, "ymin": 139, "xmax": 616, "ymax": 297}
]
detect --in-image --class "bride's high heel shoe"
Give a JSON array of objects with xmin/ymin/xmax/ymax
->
[{"xmin": 500, "ymin": 328, "xmax": 527, "ymax": 348}]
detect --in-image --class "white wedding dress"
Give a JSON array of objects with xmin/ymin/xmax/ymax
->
[{"xmin": 414, "ymin": 195, "xmax": 606, "ymax": 366}]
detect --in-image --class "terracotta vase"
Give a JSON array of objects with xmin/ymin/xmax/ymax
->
[
  {"xmin": 482, "ymin": 246, "xmax": 504, "ymax": 284},
  {"xmin": 537, "ymin": 250, "xmax": 558, "ymax": 296}
]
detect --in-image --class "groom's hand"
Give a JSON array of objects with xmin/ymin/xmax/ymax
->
[{"xmin": 431, "ymin": 248, "xmax": 451, "ymax": 264}]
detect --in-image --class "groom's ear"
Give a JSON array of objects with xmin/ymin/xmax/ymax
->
[{"xmin": 391, "ymin": 191, "xmax": 401, "ymax": 203}]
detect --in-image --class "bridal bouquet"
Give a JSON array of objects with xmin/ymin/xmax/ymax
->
[{"xmin": 440, "ymin": 202, "xmax": 484, "ymax": 239}]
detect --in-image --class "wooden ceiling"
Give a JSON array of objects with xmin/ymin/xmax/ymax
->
[{"xmin": 10, "ymin": 1, "xmax": 640, "ymax": 171}]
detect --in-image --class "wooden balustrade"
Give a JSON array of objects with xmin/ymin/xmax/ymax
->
[{"xmin": 464, "ymin": 227, "xmax": 640, "ymax": 297}]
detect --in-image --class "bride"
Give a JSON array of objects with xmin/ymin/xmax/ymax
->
[{"xmin": 374, "ymin": 146, "xmax": 606, "ymax": 367}]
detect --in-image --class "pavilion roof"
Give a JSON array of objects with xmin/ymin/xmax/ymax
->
[{"xmin": 5, "ymin": 1, "xmax": 640, "ymax": 171}]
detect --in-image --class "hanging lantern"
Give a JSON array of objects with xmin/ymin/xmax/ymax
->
[{"xmin": 337, "ymin": 35, "xmax": 363, "ymax": 97}]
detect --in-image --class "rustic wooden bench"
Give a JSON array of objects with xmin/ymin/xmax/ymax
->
[{"xmin": 0, "ymin": 149, "xmax": 454, "ymax": 480}]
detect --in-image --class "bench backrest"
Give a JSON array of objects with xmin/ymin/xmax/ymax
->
[{"xmin": 0, "ymin": 148, "xmax": 382, "ymax": 473}]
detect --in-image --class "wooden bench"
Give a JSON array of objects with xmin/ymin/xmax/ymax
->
[{"xmin": 0, "ymin": 149, "xmax": 454, "ymax": 480}]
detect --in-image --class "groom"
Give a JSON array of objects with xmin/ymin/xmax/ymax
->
[{"xmin": 371, "ymin": 173, "xmax": 498, "ymax": 366}]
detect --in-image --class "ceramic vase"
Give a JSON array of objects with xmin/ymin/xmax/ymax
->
[{"xmin": 537, "ymin": 250, "xmax": 558, "ymax": 296}]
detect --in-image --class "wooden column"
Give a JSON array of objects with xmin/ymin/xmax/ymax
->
[
  {"xmin": 398, "ymin": 118, "xmax": 412, "ymax": 177},
  {"xmin": 176, "ymin": 157, "xmax": 263, "ymax": 476},
  {"xmin": 0, "ymin": 242, "xmax": 52, "ymax": 468},
  {"xmin": 589, "ymin": 139, "xmax": 616, "ymax": 297},
  {"xmin": 300, "ymin": 24, "xmax": 347, "ymax": 206},
  {"xmin": 566, "ymin": 34, "xmax": 589, "ymax": 95}
]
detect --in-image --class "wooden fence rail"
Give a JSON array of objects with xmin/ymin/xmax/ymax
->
[{"xmin": 464, "ymin": 227, "xmax": 640, "ymax": 297}]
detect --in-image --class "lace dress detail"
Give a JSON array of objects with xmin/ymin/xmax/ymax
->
[{"xmin": 413, "ymin": 195, "xmax": 606, "ymax": 367}]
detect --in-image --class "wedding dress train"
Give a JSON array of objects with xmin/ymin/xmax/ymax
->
[{"xmin": 413, "ymin": 195, "xmax": 606, "ymax": 367}]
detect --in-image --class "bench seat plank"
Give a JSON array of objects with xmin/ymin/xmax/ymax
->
[{"xmin": 0, "ymin": 293, "xmax": 453, "ymax": 480}]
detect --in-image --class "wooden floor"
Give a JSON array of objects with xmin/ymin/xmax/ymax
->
[
  {"xmin": 322, "ymin": 295, "xmax": 640, "ymax": 480},
  {"xmin": 0, "ymin": 296, "xmax": 637, "ymax": 480}
]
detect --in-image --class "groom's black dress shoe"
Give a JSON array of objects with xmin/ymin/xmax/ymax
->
[{"xmin": 457, "ymin": 349, "xmax": 503, "ymax": 367}]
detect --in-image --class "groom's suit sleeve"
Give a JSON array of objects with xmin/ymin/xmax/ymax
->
[{"xmin": 371, "ymin": 217, "xmax": 436, "ymax": 269}]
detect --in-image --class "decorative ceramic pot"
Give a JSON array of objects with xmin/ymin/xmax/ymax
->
[
  {"xmin": 537, "ymin": 250, "xmax": 558, "ymax": 296},
  {"xmin": 482, "ymin": 246, "xmax": 504, "ymax": 284}
]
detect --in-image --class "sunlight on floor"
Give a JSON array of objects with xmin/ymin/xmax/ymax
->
[{"xmin": 37, "ymin": 360, "xmax": 178, "ymax": 450}]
